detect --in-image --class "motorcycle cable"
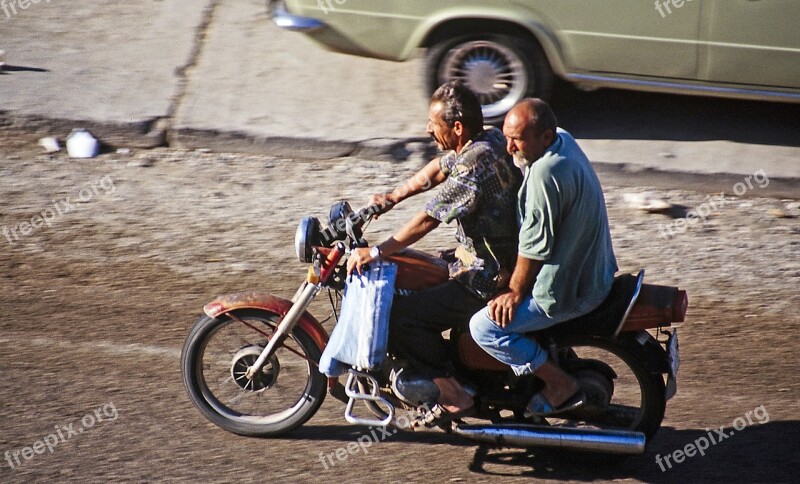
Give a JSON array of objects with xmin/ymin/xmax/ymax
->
[{"xmin": 321, "ymin": 288, "xmax": 341, "ymax": 324}]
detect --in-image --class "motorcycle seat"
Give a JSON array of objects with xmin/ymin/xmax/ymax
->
[{"xmin": 530, "ymin": 271, "xmax": 643, "ymax": 340}]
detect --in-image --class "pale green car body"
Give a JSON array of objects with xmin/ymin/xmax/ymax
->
[{"xmin": 275, "ymin": 0, "xmax": 800, "ymax": 118}]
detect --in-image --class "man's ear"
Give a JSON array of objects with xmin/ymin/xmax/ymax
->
[
  {"xmin": 453, "ymin": 120, "xmax": 464, "ymax": 137},
  {"xmin": 542, "ymin": 128, "xmax": 555, "ymax": 146}
]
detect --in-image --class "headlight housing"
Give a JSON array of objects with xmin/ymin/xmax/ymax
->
[{"xmin": 294, "ymin": 216, "xmax": 321, "ymax": 263}]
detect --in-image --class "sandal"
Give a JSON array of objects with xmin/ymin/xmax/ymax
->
[
  {"xmin": 413, "ymin": 403, "xmax": 475, "ymax": 429},
  {"xmin": 524, "ymin": 389, "xmax": 586, "ymax": 418}
]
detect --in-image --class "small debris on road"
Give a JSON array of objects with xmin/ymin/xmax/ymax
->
[
  {"xmin": 769, "ymin": 208, "xmax": 794, "ymax": 219},
  {"xmin": 38, "ymin": 137, "xmax": 61, "ymax": 153},
  {"xmin": 623, "ymin": 191, "xmax": 674, "ymax": 213}
]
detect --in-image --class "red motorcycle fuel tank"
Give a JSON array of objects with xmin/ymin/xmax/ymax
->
[{"xmin": 385, "ymin": 248, "xmax": 449, "ymax": 291}]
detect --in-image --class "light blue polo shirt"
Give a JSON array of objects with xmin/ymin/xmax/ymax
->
[{"xmin": 518, "ymin": 128, "xmax": 618, "ymax": 319}]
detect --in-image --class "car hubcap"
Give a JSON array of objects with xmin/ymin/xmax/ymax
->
[{"xmin": 440, "ymin": 40, "xmax": 528, "ymax": 119}]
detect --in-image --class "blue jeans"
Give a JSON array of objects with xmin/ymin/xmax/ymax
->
[{"xmin": 469, "ymin": 295, "xmax": 586, "ymax": 376}]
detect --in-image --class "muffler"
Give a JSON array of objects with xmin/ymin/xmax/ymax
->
[{"xmin": 453, "ymin": 423, "xmax": 646, "ymax": 455}]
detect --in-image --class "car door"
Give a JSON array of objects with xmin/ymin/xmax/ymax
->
[
  {"xmin": 699, "ymin": 0, "xmax": 800, "ymax": 88},
  {"xmin": 521, "ymin": 0, "xmax": 703, "ymax": 79}
]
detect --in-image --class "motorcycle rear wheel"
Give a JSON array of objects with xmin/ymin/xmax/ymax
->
[
  {"xmin": 553, "ymin": 334, "xmax": 666, "ymax": 441},
  {"xmin": 181, "ymin": 309, "xmax": 327, "ymax": 437}
]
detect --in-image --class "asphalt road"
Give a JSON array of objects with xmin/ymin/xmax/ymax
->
[
  {"xmin": 3, "ymin": 0, "xmax": 800, "ymax": 177},
  {"xmin": 0, "ymin": 128, "xmax": 798, "ymax": 483},
  {"xmin": 3, "ymin": 2, "xmax": 799, "ymax": 482}
]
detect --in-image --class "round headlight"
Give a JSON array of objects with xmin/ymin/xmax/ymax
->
[{"xmin": 294, "ymin": 217, "xmax": 321, "ymax": 263}]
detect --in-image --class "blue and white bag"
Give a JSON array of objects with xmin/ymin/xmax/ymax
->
[{"xmin": 319, "ymin": 261, "xmax": 397, "ymax": 377}]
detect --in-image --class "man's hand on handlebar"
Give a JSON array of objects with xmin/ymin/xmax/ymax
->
[
  {"xmin": 346, "ymin": 247, "xmax": 375, "ymax": 276},
  {"xmin": 368, "ymin": 192, "xmax": 398, "ymax": 219}
]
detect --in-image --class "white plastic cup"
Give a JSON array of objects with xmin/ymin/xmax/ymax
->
[{"xmin": 66, "ymin": 129, "xmax": 100, "ymax": 158}]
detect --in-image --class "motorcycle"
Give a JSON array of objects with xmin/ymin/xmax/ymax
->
[{"xmin": 181, "ymin": 201, "xmax": 687, "ymax": 455}]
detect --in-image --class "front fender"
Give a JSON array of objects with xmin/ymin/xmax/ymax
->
[{"xmin": 203, "ymin": 291, "xmax": 329, "ymax": 352}]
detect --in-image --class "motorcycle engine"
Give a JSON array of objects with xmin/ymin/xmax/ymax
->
[{"xmin": 390, "ymin": 367, "xmax": 441, "ymax": 406}]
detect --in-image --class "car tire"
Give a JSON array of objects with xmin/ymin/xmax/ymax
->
[{"xmin": 425, "ymin": 34, "xmax": 553, "ymax": 125}]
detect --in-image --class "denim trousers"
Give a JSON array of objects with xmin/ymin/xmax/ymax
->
[{"xmin": 469, "ymin": 295, "xmax": 585, "ymax": 376}]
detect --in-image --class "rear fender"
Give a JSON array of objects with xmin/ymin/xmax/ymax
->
[
  {"xmin": 203, "ymin": 291, "xmax": 329, "ymax": 353},
  {"xmin": 619, "ymin": 285, "xmax": 688, "ymax": 333},
  {"xmin": 615, "ymin": 331, "xmax": 670, "ymax": 375}
]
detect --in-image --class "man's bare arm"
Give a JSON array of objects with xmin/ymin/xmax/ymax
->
[
  {"xmin": 347, "ymin": 212, "xmax": 441, "ymax": 274},
  {"xmin": 371, "ymin": 157, "xmax": 446, "ymax": 209},
  {"xmin": 379, "ymin": 211, "xmax": 441, "ymax": 256}
]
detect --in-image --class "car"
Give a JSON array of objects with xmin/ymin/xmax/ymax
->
[{"xmin": 268, "ymin": 0, "xmax": 800, "ymax": 123}]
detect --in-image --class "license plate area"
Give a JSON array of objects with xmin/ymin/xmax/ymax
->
[{"xmin": 665, "ymin": 329, "xmax": 679, "ymax": 400}]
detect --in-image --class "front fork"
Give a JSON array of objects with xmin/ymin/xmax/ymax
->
[
  {"xmin": 244, "ymin": 281, "xmax": 321, "ymax": 379},
  {"xmin": 244, "ymin": 243, "xmax": 344, "ymax": 380}
]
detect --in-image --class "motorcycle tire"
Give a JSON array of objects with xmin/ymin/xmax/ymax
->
[
  {"xmin": 181, "ymin": 309, "xmax": 327, "ymax": 437},
  {"xmin": 557, "ymin": 334, "xmax": 666, "ymax": 441}
]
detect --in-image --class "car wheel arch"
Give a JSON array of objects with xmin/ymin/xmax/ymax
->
[{"xmin": 410, "ymin": 16, "xmax": 568, "ymax": 78}]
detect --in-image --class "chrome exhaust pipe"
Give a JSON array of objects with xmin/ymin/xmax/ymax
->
[{"xmin": 453, "ymin": 423, "xmax": 646, "ymax": 455}]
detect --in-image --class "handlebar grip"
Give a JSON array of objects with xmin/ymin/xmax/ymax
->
[
  {"xmin": 362, "ymin": 202, "xmax": 392, "ymax": 219},
  {"xmin": 351, "ymin": 203, "xmax": 392, "ymax": 230}
]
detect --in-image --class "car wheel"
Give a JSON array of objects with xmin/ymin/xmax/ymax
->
[{"xmin": 426, "ymin": 34, "xmax": 553, "ymax": 125}]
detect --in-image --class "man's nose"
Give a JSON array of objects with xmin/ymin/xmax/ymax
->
[{"xmin": 506, "ymin": 139, "xmax": 516, "ymax": 155}]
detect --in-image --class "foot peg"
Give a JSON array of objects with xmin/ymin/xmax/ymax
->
[{"xmin": 344, "ymin": 369, "xmax": 395, "ymax": 427}]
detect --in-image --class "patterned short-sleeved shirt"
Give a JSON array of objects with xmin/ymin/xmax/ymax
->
[{"xmin": 425, "ymin": 127, "xmax": 521, "ymax": 299}]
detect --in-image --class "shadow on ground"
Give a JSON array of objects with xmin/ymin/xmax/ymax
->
[
  {"xmin": 467, "ymin": 420, "xmax": 798, "ymax": 482},
  {"xmin": 0, "ymin": 65, "xmax": 49, "ymax": 75},
  {"xmin": 550, "ymin": 82, "xmax": 800, "ymax": 148},
  {"xmin": 284, "ymin": 424, "xmax": 470, "ymax": 447}
]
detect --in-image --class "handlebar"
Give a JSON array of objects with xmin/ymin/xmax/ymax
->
[
  {"xmin": 317, "ymin": 201, "xmax": 393, "ymax": 247},
  {"xmin": 356, "ymin": 202, "xmax": 392, "ymax": 226}
]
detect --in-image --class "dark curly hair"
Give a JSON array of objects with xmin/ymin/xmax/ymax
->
[{"xmin": 430, "ymin": 81, "xmax": 484, "ymax": 135}]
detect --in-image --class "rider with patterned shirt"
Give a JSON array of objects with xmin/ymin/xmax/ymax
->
[{"xmin": 347, "ymin": 81, "xmax": 520, "ymax": 424}]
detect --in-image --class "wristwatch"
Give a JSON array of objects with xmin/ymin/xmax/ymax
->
[{"xmin": 369, "ymin": 245, "xmax": 382, "ymax": 260}]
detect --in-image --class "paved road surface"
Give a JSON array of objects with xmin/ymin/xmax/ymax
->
[
  {"xmin": 0, "ymin": 130, "xmax": 797, "ymax": 482},
  {"xmin": 2, "ymin": 0, "xmax": 799, "ymax": 177}
]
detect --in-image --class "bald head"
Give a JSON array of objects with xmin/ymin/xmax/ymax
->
[
  {"xmin": 507, "ymin": 98, "xmax": 557, "ymax": 136},
  {"xmin": 503, "ymin": 98, "xmax": 558, "ymax": 167}
]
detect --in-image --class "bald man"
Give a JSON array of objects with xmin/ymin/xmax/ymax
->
[{"xmin": 469, "ymin": 99, "xmax": 618, "ymax": 417}]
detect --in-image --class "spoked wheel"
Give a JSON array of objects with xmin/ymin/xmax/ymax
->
[
  {"xmin": 550, "ymin": 335, "xmax": 666, "ymax": 441},
  {"xmin": 425, "ymin": 34, "xmax": 553, "ymax": 124},
  {"xmin": 181, "ymin": 309, "xmax": 327, "ymax": 437}
]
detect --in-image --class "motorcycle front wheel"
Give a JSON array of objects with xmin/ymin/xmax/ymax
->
[{"xmin": 181, "ymin": 309, "xmax": 327, "ymax": 437}]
